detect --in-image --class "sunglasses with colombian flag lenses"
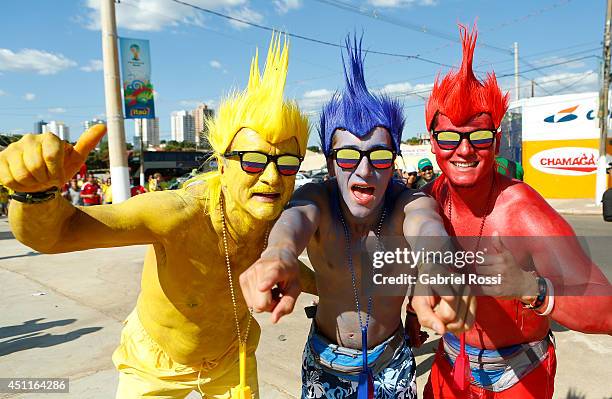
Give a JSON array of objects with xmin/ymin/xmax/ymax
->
[
  {"xmin": 332, "ymin": 148, "xmax": 396, "ymax": 170},
  {"xmin": 432, "ymin": 129, "xmax": 497, "ymax": 150},
  {"xmin": 223, "ymin": 151, "xmax": 303, "ymax": 176}
]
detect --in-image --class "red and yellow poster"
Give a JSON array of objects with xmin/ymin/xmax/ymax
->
[{"xmin": 521, "ymin": 92, "xmax": 611, "ymax": 199}]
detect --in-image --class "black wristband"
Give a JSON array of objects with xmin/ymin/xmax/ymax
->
[{"xmin": 10, "ymin": 188, "xmax": 59, "ymax": 204}]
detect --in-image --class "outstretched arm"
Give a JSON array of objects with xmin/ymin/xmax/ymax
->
[
  {"xmin": 1, "ymin": 126, "xmax": 181, "ymax": 253},
  {"xmin": 9, "ymin": 190, "xmax": 182, "ymax": 253},
  {"xmin": 524, "ymin": 203, "xmax": 612, "ymax": 333},
  {"xmin": 240, "ymin": 183, "xmax": 323, "ymax": 323},
  {"xmin": 402, "ymin": 194, "xmax": 477, "ymax": 335}
]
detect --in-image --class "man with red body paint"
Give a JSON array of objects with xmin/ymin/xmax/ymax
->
[{"xmin": 415, "ymin": 26, "xmax": 612, "ymax": 399}]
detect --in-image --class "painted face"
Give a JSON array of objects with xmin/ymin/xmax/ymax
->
[
  {"xmin": 221, "ymin": 128, "xmax": 300, "ymax": 222},
  {"xmin": 329, "ymin": 127, "xmax": 394, "ymax": 219},
  {"xmin": 430, "ymin": 113, "xmax": 500, "ymax": 187}
]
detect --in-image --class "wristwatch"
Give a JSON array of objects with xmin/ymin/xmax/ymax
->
[
  {"xmin": 10, "ymin": 188, "xmax": 59, "ymax": 204},
  {"xmin": 523, "ymin": 275, "xmax": 547, "ymax": 310}
]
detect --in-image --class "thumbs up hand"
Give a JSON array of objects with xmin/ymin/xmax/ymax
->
[{"xmin": 0, "ymin": 125, "xmax": 107, "ymax": 192}]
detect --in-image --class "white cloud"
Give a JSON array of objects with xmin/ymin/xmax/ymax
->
[
  {"xmin": 24, "ymin": 93, "xmax": 36, "ymax": 101},
  {"xmin": 82, "ymin": 0, "xmax": 254, "ymax": 32},
  {"xmin": 0, "ymin": 48, "xmax": 77, "ymax": 75},
  {"xmin": 227, "ymin": 6, "xmax": 264, "ymax": 30},
  {"xmin": 299, "ymin": 89, "xmax": 335, "ymax": 111},
  {"xmin": 377, "ymin": 81, "xmax": 433, "ymax": 99},
  {"xmin": 48, "ymin": 107, "xmax": 67, "ymax": 114},
  {"xmin": 274, "ymin": 0, "xmax": 302, "ymax": 14},
  {"xmin": 0, "ymin": 89, "xmax": 6, "ymax": 96},
  {"xmin": 210, "ymin": 60, "xmax": 223, "ymax": 69},
  {"xmin": 80, "ymin": 59, "xmax": 103, "ymax": 72},
  {"xmin": 533, "ymin": 70, "xmax": 598, "ymax": 95},
  {"xmin": 367, "ymin": 0, "xmax": 438, "ymax": 7}
]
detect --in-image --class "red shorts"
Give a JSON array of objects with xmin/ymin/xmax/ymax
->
[{"xmin": 423, "ymin": 342, "xmax": 556, "ymax": 399}]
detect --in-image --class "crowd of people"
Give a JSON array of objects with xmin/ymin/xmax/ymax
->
[{"xmin": 57, "ymin": 173, "xmax": 151, "ymax": 206}]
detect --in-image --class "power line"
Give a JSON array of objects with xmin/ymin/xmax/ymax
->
[
  {"xmin": 482, "ymin": 45, "xmax": 601, "ymax": 70},
  {"xmin": 166, "ymin": 0, "xmax": 458, "ymax": 68},
  {"xmin": 314, "ymin": 0, "xmax": 512, "ymax": 55},
  {"xmin": 482, "ymin": 0, "xmax": 574, "ymax": 33},
  {"xmin": 549, "ymin": 70, "xmax": 597, "ymax": 95},
  {"xmin": 497, "ymin": 55, "xmax": 599, "ymax": 78}
]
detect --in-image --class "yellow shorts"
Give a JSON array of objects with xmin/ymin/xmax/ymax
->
[{"xmin": 112, "ymin": 310, "xmax": 258, "ymax": 399}]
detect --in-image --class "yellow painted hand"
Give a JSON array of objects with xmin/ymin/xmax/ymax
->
[{"xmin": 0, "ymin": 125, "xmax": 107, "ymax": 192}]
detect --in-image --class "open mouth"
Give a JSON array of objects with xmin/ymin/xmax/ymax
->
[
  {"xmin": 252, "ymin": 192, "xmax": 281, "ymax": 202},
  {"xmin": 350, "ymin": 183, "xmax": 375, "ymax": 205},
  {"xmin": 451, "ymin": 161, "xmax": 479, "ymax": 168}
]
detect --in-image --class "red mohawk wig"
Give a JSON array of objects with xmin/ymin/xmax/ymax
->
[{"xmin": 425, "ymin": 24, "xmax": 509, "ymax": 130}]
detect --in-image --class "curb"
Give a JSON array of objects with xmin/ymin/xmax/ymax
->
[{"xmin": 555, "ymin": 209, "xmax": 602, "ymax": 216}]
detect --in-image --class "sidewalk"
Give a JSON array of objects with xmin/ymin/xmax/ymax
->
[
  {"xmin": 546, "ymin": 198, "xmax": 603, "ymax": 216},
  {"xmin": 0, "ymin": 216, "xmax": 611, "ymax": 398}
]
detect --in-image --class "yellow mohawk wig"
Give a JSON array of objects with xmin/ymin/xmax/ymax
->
[{"xmin": 201, "ymin": 33, "xmax": 309, "ymax": 215}]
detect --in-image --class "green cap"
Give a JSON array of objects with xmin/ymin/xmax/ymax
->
[{"xmin": 418, "ymin": 158, "xmax": 433, "ymax": 170}]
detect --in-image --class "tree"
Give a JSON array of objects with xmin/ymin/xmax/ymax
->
[
  {"xmin": 307, "ymin": 145, "xmax": 321, "ymax": 153},
  {"xmin": 402, "ymin": 137, "xmax": 421, "ymax": 145}
]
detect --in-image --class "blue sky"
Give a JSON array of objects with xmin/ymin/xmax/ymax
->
[{"xmin": 0, "ymin": 0, "xmax": 604, "ymax": 146}]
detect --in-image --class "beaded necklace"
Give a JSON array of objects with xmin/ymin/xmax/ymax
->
[{"xmin": 216, "ymin": 196, "xmax": 269, "ymax": 399}]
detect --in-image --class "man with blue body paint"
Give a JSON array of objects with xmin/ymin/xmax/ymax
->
[{"xmin": 240, "ymin": 36, "xmax": 476, "ymax": 399}]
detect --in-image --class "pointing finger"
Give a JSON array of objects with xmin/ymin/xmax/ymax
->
[{"xmin": 412, "ymin": 296, "xmax": 445, "ymax": 335}]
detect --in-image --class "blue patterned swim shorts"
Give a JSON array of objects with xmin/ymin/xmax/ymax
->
[{"xmin": 301, "ymin": 324, "xmax": 417, "ymax": 399}]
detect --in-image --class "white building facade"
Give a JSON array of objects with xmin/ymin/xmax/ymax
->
[
  {"xmin": 42, "ymin": 121, "xmax": 70, "ymax": 142},
  {"xmin": 171, "ymin": 110, "xmax": 195, "ymax": 143}
]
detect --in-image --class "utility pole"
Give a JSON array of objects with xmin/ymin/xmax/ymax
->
[
  {"xmin": 514, "ymin": 42, "xmax": 520, "ymax": 101},
  {"xmin": 531, "ymin": 80, "xmax": 535, "ymax": 98},
  {"xmin": 101, "ymin": 0, "xmax": 130, "ymax": 203},
  {"xmin": 139, "ymin": 130, "xmax": 145, "ymax": 187},
  {"xmin": 596, "ymin": 0, "xmax": 612, "ymax": 205}
]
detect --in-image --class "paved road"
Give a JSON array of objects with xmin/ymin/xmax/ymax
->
[{"xmin": 0, "ymin": 214, "xmax": 610, "ymax": 398}]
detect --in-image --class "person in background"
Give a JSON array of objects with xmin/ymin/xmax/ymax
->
[
  {"xmin": 62, "ymin": 178, "xmax": 82, "ymax": 206},
  {"xmin": 80, "ymin": 173, "xmax": 101, "ymax": 206},
  {"xmin": 130, "ymin": 178, "xmax": 147, "ymax": 197},
  {"xmin": 0, "ymin": 185, "xmax": 9, "ymax": 216},
  {"xmin": 149, "ymin": 172, "xmax": 164, "ymax": 191},
  {"xmin": 495, "ymin": 155, "xmax": 524, "ymax": 181},
  {"xmin": 415, "ymin": 157, "xmax": 439, "ymax": 189},
  {"xmin": 102, "ymin": 176, "xmax": 113, "ymax": 204},
  {"xmin": 403, "ymin": 164, "xmax": 419, "ymax": 189}
]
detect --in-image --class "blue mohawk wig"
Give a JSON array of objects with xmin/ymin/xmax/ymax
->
[{"xmin": 319, "ymin": 34, "xmax": 405, "ymax": 156}]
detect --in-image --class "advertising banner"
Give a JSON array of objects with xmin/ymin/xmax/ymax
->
[
  {"xmin": 119, "ymin": 38, "xmax": 155, "ymax": 119},
  {"xmin": 520, "ymin": 92, "xmax": 611, "ymax": 198}
]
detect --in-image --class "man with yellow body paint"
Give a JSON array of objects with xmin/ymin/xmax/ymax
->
[{"xmin": 0, "ymin": 35, "xmax": 311, "ymax": 398}]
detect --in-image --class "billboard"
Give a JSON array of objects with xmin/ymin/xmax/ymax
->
[
  {"xmin": 520, "ymin": 92, "xmax": 611, "ymax": 199},
  {"xmin": 119, "ymin": 38, "xmax": 155, "ymax": 119}
]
